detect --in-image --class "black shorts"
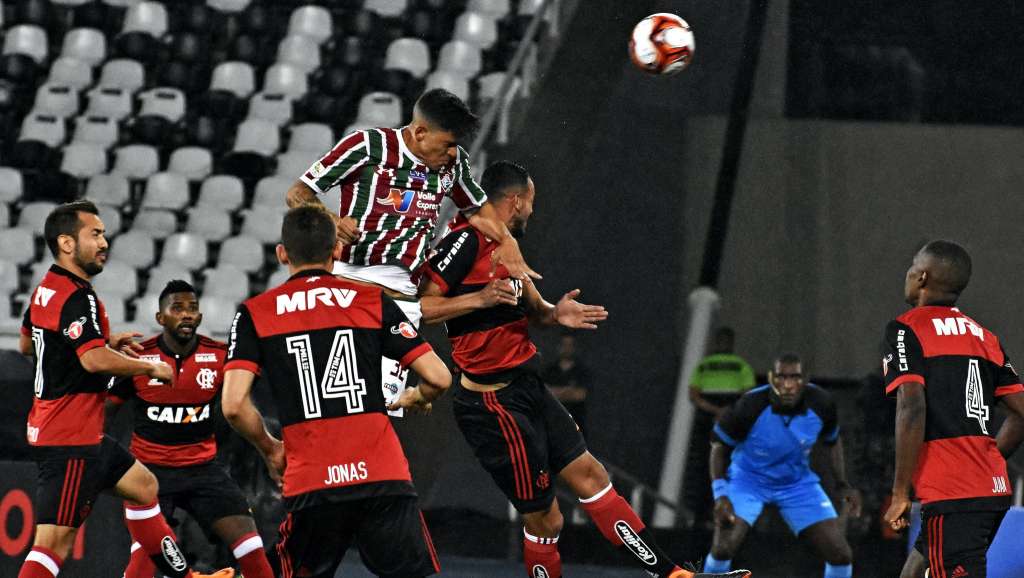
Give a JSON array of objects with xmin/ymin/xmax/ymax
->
[
  {"xmin": 913, "ymin": 509, "xmax": 1007, "ymax": 578},
  {"xmin": 453, "ymin": 372, "xmax": 588, "ymax": 513},
  {"xmin": 277, "ymin": 496, "xmax": 439, "ymax": 578},
  {"xmin": 34, "ymin": 434, "xmax": 136, "ymax": 527},
  {"xmin": 146, "ymin": 461, "xmax": 253, "ymax": 531}
]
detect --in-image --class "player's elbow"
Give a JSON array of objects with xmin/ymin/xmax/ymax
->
[
  {"xmin": 221, "ymin": 396, "xmax": 244, "ymax": 424},
  {"xmin": 421, "ymin": 364, "xmax": 452, "ymax": 394},
  {"xmin": 79, "ymin": 348, "xmax": 106, "ymax": 374}
]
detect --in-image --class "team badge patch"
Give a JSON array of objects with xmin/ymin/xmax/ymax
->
[
  {"xmin": 390, "ymin": 322, "xmax": 417, "ymax": 338},
  {"xmin": 196, "ymin": 368, "xmax": 217, "ymax": 390},
  {"xmin": 63, "ymin": 316, "xmax": 87, "ymax": 340},
  {"xmin": 440, "ymin": 172, "xmax": 454, "ymax": 192}
]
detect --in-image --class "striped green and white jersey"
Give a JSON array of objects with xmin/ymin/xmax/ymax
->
[{"xmin": 300, "ymin": 127, "xmax": 487, "ymax": 274}]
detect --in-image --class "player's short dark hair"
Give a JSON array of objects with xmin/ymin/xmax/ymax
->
[
  {"xmin": 159, "ymin": 280, "xmax": 197, "ymax": 308},
  {"xmin": 481, "ymin": 160, "xmax": 530, "ymax": 201},
  {"xmin": 415, "ymin": 88, "xmax": 479, "ymax": 142},
  {"xmin": 282, "ymin": 203, "xmax": 336, "ymax": 266},
  {"xmin": 44, "ymin": 200, "xmax": 100, "ymax": 258},
  {"xmin": 773, "ymin": 352, "xmax": 803, "ymax": 369},
  {"xmin": 919, "ymin": 239, "xmax": 972, "ymax": 295}
]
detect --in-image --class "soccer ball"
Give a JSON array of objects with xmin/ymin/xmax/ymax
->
[{"xmin": 629, "ymin": 13, "xmax": 695, "ymax": 76}]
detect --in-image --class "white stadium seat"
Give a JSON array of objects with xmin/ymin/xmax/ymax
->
[
  {"xmin": 203, "ymin": 265, "xmax": 250, "ymax": 301},
  {"xmin": 131, "ymin": 209, "xmax": 178, "ymax": 239},
  {"xmin": 18, "ymin": 202, "xmax": 57, "ymax": 236},
  {"xmin": 161, "ymin": 233, "xmax": 208, "ymax": 270},
  {"xmin": 142, "ymin": 172, "xmax": 190, "ymax": 211},
  {"xmin": 99, "ymin": 59, "xmax": 146, "ymax": 92},
  {"xmin": 454, "ymin": 12, "xmax": 498, "ymax": 49},
  {"xmin": 61, "ymin": 28, "xmax": 106, "ymax": 67},
  {"xmin": 218, "ymin": 235, "xmax": 265, "ymax": 272},
  {"xmin": 60, "ymin": 143, "xmax": 108, "ymax": 178},
  {"xmin": 210, "ymin": 62, "xmax": 255, "ymax": 99},
  {"xmin": 437, "ymin": 40, "xmax": 482, "ymax": 77},
  {"xmin": 86, "ymin": 174, "xmax": 131, "ymax": 207},
  {"xmin": 92, "ymin": 260, "xmax": 138, "ymax": 297},
  {"xmin": 241, "ymin": 207, "xmax": 284, "ymax": 244},
  {"xmin": 384, "ymin": 38, "xmax": 431, "ymax": 79},
  {"xmin": 276, "ymin": 35, "xmax": 320, "ymax": 73},
  {"xmin": 112, "ymin": 144, "xmax": 160, "ymax": 180},
  {"xmin": 288, "ymin": 123, "xmax": 334, "ymax": 153},
  {"xmin": 110, "ymin": 230, "xmax": 156, "ymax": 268},
  {"xmin": 196, "ymin": 175, "xmax": 245, "ymax": 211},
  {"xmin": 185, "ymin": 208, "xmax": 232, "ymax": 241},
  {"xmin": 0, "ymin": 228, "xmax": 35, "ymax": 265},
  {"xmin": 47, "ymin": 57, "xmax": 93, "ymax": 91},
  {"xmin": 167, "ymin": 147, "xmax": 213, "ymax": 181},
  {"xmin": 33, "ymin": 84, "xmax": 80, "ymax": 118},
  {"xmin": 287, "ymin": 5, "xmax": 332, "ymax": 45}
]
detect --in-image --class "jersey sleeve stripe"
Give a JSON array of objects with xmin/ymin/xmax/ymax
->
[
  {"xmin": 713, "ymin": 423, "xmax": 739, "ymax": 447},
  {"xmin": 885, "ymin": 373, "xmax": 925, "ymax": 394},
  {"xmin": 995, "ymin": 383, "xmax": 1024, "ymax": 397},
  {"xmin": 224, "ymin": 359, "xmax": 261, "ymax": 375},
  {"xmin": 75, "ymin": 338, "xmax": 106, "ymax": 358},
  {"xmin": 399, "ymin": 342, "xmax": 433, "ymax": 368}
]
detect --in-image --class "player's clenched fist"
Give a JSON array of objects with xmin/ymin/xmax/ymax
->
[
  {"xmin": 146, "ymin": 360, "xmax": 174, "ymax": 384},
  {"xmin": 478, "ymin": 279, "xmax": 519, "ymax": 308},
  {"xmin": 883, "ymin": 493, "xmax": 911, "ymax": 531},
  {"xmin": 388, "ymin": 387, "xmax": 433, "ymax": 415}
]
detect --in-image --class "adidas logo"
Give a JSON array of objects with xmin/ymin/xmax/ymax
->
[{"xmin": 951, "ymin": 565, "xmax": 968, "ymax": 578}]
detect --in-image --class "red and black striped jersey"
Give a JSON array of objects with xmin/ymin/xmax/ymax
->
[
  {"xmin": 423, "ymin": 222, "xmax": 538, "ymax": 383},
  {"xmin": 882, "ymin": 305, "xmax": 1024, "ymax": 513},
  {"xmin": 224, "ymin": 269, "xmax": 433, "ymax": 510},
  {"xmin": 20, "ymin": 265, "xmax": 111, "ymax": 447},
  {"xmin": 299, "ymin": 127, "xmax": 487, "ymax": 273},
  {"xmin": 109, "ymin": 334, "xmax": 226, "ymax": 467}
]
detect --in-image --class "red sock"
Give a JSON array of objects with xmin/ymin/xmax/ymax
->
[
  {"xmin": 124, "ymin": 501, "xmax": 191, "ymax": 578},
  {"xmin": 578, "ymin": 484, "xmax": 645, "ymax": 544},
  {"xmin": 522, "ymin": 529, "xmax": 561, "ymax": 578},
  {"xmin": 232, "ymin": 532, "xmax": 274, "ymax": 578},
  {"xmin": 124, "ymin": 541, "xmax": 157, "ymax": 578},
  {"xmin": 18, "ymin": 546, "xmax": 63, "ymax": 577}
]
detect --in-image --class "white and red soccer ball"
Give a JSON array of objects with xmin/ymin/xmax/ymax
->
[{"xmin": 629, "ymin": 13, "xmax": 695, "ymax": 76}]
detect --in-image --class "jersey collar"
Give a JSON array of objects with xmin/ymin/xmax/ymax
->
[
  {"xmin": 158, "ymin": 333, "xmax": 199, "ymax": 360},
  {"xmin": 288, "ymin": 268, "xmax": 333, "ymax": 281},
  {"xmin": 397, "ymin": 126, "xmax": 427, "ymax": 167},
  {"xmin": 49, "ymin": 263, "xmax": 91, "ymax": 285}
]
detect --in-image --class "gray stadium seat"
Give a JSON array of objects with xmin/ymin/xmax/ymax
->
[
  {"xmin": 266, "ymin": 265, "xmax": 290, "ymax": 288},
  {"xmin": 185, "ymin": 208, "xmax": 232, "ymax": 241},
  {"xmin": 275, "ymin": 152, "xmax": 312, "ymax": 178},
  {"xmin": 0, "ymin": 168, "xmax": 23, "ymax": 203},
  {"xmin": 146, "ymin": 263, "xmax": 194, "ymax": 294},
  {"xmin": 263, "ymin": 64, "xmax": 308, "ymax": 101},
  {"xmin": 252, "ymin": 176, "xmax": 292, "ymax": 208},
  {"xmin": 60, "ymin": 143, "xmax": 109, "ymax": 178},
  {"xmin": 142, "ymin": 172, "xmax": 189, "ymax": 211},
  {"xmin": 196, "ymin": 175, "xmax": 245, "ymax": 211},
  {"xmin": 0, "ymin": 260, "xmax": 20, "ymax": 295},
  {"xmin": 241, "ymin": 207, "xmax": 284, "ymax": 244},
  {"xmin": 467, "ymin": 0, "xmax": 510, "ymax": 18},
  {"xmin": 233, "ymin": 119, "xmax": 280, "ymax": 156},
  {"xmin": 131, "ymin": 293, "xmax": 162, "ymax": 331},
  {"xmin": 518, "ymin": 0, "xmax": 545, "ymax": 14},
  {"xmin": 98, "ymin": 59, "xmax": 146, "ymax": 93},
  {"xmin": 97, "ymin": 205, "xmax": 122, "ymax": 237},
  {"xmin": 110, "ymin": 230, "xmax": 156, "ymax": 269},
  {"xmin": 426, "ymin": 70, "xmax": 471, "ymax": 102},
  {"xmin": 356, "ymin": 92, "xmax": 403, "ymax": 127},
  {"xmin": 277, "ymin": 35, "xmax": 320, "ymax": 74},
  {"xmin": 101, "ymin": 297, "xmax": 127, "ymax": 324},
  {"xmin": 71, "ymin": 115, "xmax": 119, "ymax": 148},
  {"xmin": 19, "ymin": 113, "xmax": 66, "ymax": 148},
  {"xmin": 218, "ymin": 235, "xmax": 264, "ymax": 272},
  {"xmin": 454, "ymin": 12, "xmax": 498, "ymax": 49},
  {"xmin": 385, "ymin": 38, "xmax": 431, "ymax": 79},
  {"xmin": 18, "ymin": 202, "xmax": 57, "ymax": 236},
  {"xmin": 112, "ymin": 144, "xmax": 160, "ymax": 180},
  {"xmin": 288, "ymin": 123, "xmax": 333, "ymax": 153},
  {"xmin": 33, "ymin": 84, "xmax": 80, "ymax": 118},
  {"xmin": 0, "ymin": 203, "xmax": 8, "ymax": 228},
  {"xmin": 287, "ymin": 5, "xmax": 332, "ymax": 45},
  {"xmin": 210, "ymin": 62, "xmax": 255, "ymax": 99},
  {"xmin": 167, "ymin": 147, "xmax": 213, "ymax": 181},
  {"xmin": 202, "ymin": 265, "xmax": 249, "ymax": 301},
  {"xmin": 3, "ymin": 25, "xmax": 48, "ymax": 64},
  {"xmin": 138, "ymin": 88, "xmax": 186, "ymax": 123},
  {"xmin": 161, "ymin": 233, "xmax": 208, "ymax": 270},
  {"xmin": 247, "ymin": 92, "xmax": 293, "ymax": 127},
  {"xmin": 28, "ymin": 261, "xmax": 50, "ymax": 291},
  {"xmin": 364, "ymin": 0, "xmax": 407, "ymax": 18},
  {"xmin": 131, "ymin": 209, "xmax": 178, "ymax": 239},
  {"xmin": 92, "ymin": 260, "xmax": 137, "ymax": 297},
  {"xmin": 47, "ymin": 57, "xmax": 94, "ymax": 91},
  {"xmin": 86, "ymin": 174, "xmax": 131, "ymax": 207},
  {"xmin": 199, "ymin": 296, "xmax": 238, "ymax": 339},
  {"xmin": 122, "ymin": 1, "xmax": 169, "ymax": 37},
  {"xmin": 0, "ymin": 228, "xmax": 35, "ymax": 265},
  {"xmin": 207, "ymin": 0, "xmax": 251, "ymax": 13},
  {"xmin": 85, "ymin": 87, "xmax": 133, "ymax": 120},
  {"xmin": 61, "ymin": 28, "xmax": 106, "ymax": 67},
  {"xmin": 437, "ymin": 40, "xmax": 482, "ymax": 77}
]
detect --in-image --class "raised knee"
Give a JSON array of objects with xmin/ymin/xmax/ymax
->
[
  {"xmin": 827, "ymin": 543, "xmax": 853, "ymax": 566},
  {"xmin": 710, "ymin": 541, "xmax": 736, "ymax": 561},
  {"xmin": 136, "ymin": 469, "xmax": 159, "ymax": 504}
]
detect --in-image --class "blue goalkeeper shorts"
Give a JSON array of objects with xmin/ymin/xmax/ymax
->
[{"xmin": 726, "ymin": 475, "xmax": 837, "ymax": 534}]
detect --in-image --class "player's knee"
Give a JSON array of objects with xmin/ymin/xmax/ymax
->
[
  {"xmin": 825, "ymin": 541, "xmax": 853, "ymax": 566},
  {"xmin": 710, "ymin": 541, "xmax": 736, "ymax": 561},
  {"xmin": 133, "ymin": 468, "xmax": 160, "ymax": 504},
  {"xmin": 543, "ymin": 508, "xmax": 564, "ymax": 536},
  {"xmin": 523, "ymin": 505, "xmax": 563, "ymax": 538}
]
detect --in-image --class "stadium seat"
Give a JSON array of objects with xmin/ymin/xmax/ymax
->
[
  {"xmin": 210, "ymin": 61, "xmax": 255, "ymax": 99},
  {"xmin": 0, "ymin": 54, "xmax": 42, "ymax": 88},
  {"xmin": 384, "ymin": 38, "xmax": 431, "ymax": 79},
  {"xmin": 141, "ymin": 172, "xmax": 189, "ymax": 211},
  {"xmin": 178, "ymin": 5, "xmax": 213, "ymax": 35},
  {"xmin": 97, "ymin": 205, "xmax": 122, "ymax": 237},
  {"xmin": 131, "ymin": 293, "xmax": 162, "ymax": 331},
  {"xmin": 356, "ymin": 92, "xmax": 403, "ymax": 127},
  {"xmin": 170, "ymin": 32, "xmax": 208, "ymax": 65},
  {"xmin": 266, "ymin": 265, "xmax": 290, "ymax": 287},
  {"xmin": 196, "ymin": 175, "xmax": 244, "ymax": 211},
  {"xmin": 230, "ymin": 34, "xmax": 272, "ymax": 69},
  {"xmin": 111, "ymin": 144, "xmax": 160, "ymax": 180},
  {"xmin": 263, "ymin": 64, "xmax": 308, "ymax": 101},
  {"xmin": 287, "ymin": 5, "xmax": 332, "ymax": 45},
  {"xmin": 0, "ymin": 203, "xmax": 8, "ymax": 228},
  {"xmin": 517, "ymin": 0, "xmax": 545, "ymax": 15},
  {"xmin": 114, "ymin": 31, "xmax": 161, "ymax": 65},
  {"xmin": 60, "ymin": 143, "xmax": 108, "ymax": 178},
  {"xmin": 28, "ymin": 260, "xmax": 51, "ymax": 292},
  {"xmin": 146, "ymin": 264, "xmax": 194, "ymax": 294},
  {"xmin": 71, "ymin": 115, "xmax": 119, "ymax": 148},
  {"xmin": 20, "ymin": 113, "xmax": 67, "ymax": 148},
  {"xmin": 185, "ymin": 207, "xmax": 231, "ymax": 241},
  {"xmin": 364, "ymin": 0, "xmax": 407, "ymax": 18},
  {"xmin": 207, "ymin": 0, "xmax": 251, "ymax": 14},
  {"xmin": 468, "ymin": 0, "xmax": 510, "ymax": 19},
  {"xmin": 202, "ymin": 265, "xmax": 249, "ymax": 301},
  {"xmin": 274, "ymin": 151, "xmax": 312, "ymax": 178},
  {"xmin": 437, "ymin": 40, "xmax": 482, "ymax": 77},
  {"xmin": 158, "ymin": 60, "xmax": 209, "ymax": 95},
  {"xmin": 111, "ymin": 230, "xmax": 155, "ymax": 268},
  {"xmin": 289, "ymin": 123, "xmax": 334, "ymax": 153},
  {"xmin": 122, "ymin": 1, "xmax": 168, "ymax": 37},
  {"xmin": 405, "ymin": 9, "xmax": 445, "ymax": 47},
  {"xmin": 85, "ymin": 173, "xmax": 131, "ymax": 207},
  {"xmin": 454, "ymin": 12, "xmax": 498, "ymax": 49},
  {"xmin": 0, "ymin": 168, "xmax": 24, "ymax": 203},
  {"xmin": 426, "ymin": 70, "xmax": 470, "ymax": 102},
  {"xmin": 92, "ymin": 260, "xmax": 137, "ymax": 297},
  {"xmin": 276, "ymin": 35, "xmax": 320, "ymax": 74},
  {"xmin": 241, "ymin": 207, "xmax": 284, "ymax": 244},
  {"xmin": 199, "ymin": 295, "xmax": 237, "ymax": 338},
  {"xmin": 47, "ymin": 57, "xmax": 94, "ymax": 90},
  {"xmin": 247, "ymin": 92, "xmax": 293, "ymax": 127},
  {"xmin": 102, "ymin": 297, "xmax": 127, "ymax": 324},
  {"xmin": 33, "ymin": 84, "xmax": 80, "ymax": 119},
  {"xmin": 138, "ymin": 88, "xmax": 186, "ymax": 123},
  {"xmin": 0, "ymin": 260, "xmax": 20, "ymax": 295},
  {"xmin": 61, "ymin": 28, "xmax": 107, "ymax": 67},
  {"xmin": 252, "ymin": 176, "xmax": 292, "ymax": 208},
  {"xmin": 131, "ymin": 208, "xmax": 177, "ymax": 239},
  {"xmin": 3, "ymin": 25, "xmax": 48, "ymax": 64},
  {"xmin": 85, "ymin": 87, "xmax": 133, "ymax": 120},
  {"xmin": 0, "ymin": 228, "xmax": 36, "ymax": 265},
  {"xmin": 18, "ymin": 202, "xmax": 56, "ymax": 236},
  {"xmin": 217, "ymin": 235, "xmax": 264, "ymax": 273},
  {"xmin": 161, "ymin": 233, "xmax": 208, "ymax": 270},
  {"xmin": 233, "ymin": 119, "xmax": 280, "ymax": 156},
  {"xmin": 167, "ymin": 147, "xmax": 213, "ymax": 181},
  {"xmin": 98, "ymin": 59, "xmax": 145, "ymax": 92},
  {"xmin": 130, "ymin": 114, "xmax": 173, "ymax": 146},
  {"xmin": 11, "ymin": 0, "xmax": 51, "ymax": 28}
]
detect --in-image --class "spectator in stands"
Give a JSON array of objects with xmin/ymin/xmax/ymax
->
[{"xmin": 540, "ymin": 333, "xmax": 591, "ymax": 432}]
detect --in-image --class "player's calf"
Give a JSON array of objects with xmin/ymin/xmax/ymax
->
[
  {"xmin": 212, "ymin": 516, "xmax": 273, "ymax": 578},
  {"xmin": 522, "ymin": 502, "xmax": 564, "ymax": 578}
]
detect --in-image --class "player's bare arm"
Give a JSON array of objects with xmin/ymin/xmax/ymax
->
[
  {"xmin": 417, "ymin": 276, "xmax": 518, "ymax": 324},
  {"xmin": 997, "ymin": 393, "xmax": 1024, "ymax": 457},
  {"xmin": 80, "ymin": 346, "xmax": 173, "ymax": 383},
  {"xmin": 826, "ymin": 437, "xmax": 862, "ymax": 517},
  {"xmin": 469, "ymin": 202, "xmax": 540, "ymax": 280},
  {"xmin": 286, "ymin": 179, "xmax": 361, "ymax": 246},
  {"xmin": 522, "ymin": 278, "xmax": 608, "ymax": 329},
  {"xmin": 709, "ymin": 441, "xmax": 737, "ymax": 526},
  {"xmin": 18, "ymin": 332, "xmax": 32, "ymax": 356},
  {"xmin": 222, "ymin": 368, "xmax": 285, "ymax": 487},
  {"xmin": 109, "ymin": 330, "xmax": 144, "ymax": 358},
  {"xmin": 386, "ymin": 350, "xmax": 452, "ymax": 414},
  {"xmin": 885, "ymin": 380, "xmax": 926, "ymax": 531}
]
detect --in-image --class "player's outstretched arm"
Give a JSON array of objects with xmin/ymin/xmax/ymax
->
[
  {"xmin": 997, "ymin": 393, "xmax": 1024, "ymax": 458},
  {"xmin": 222, "ymin": 368, "xmax": 285, "ymax": 487},
  {"xmin": 417, "ymin": 276, "xmax": 517, "ymax": 324},
  {"xmin": 387, "ymin": 351, "xmax": 452, "ymax": 415},
  {"xmin": 80, "ymin": 346, "xmax": 173, "ymax": 382},
  {"xmin": 468, "ymin": 203, "xmax": 540, "ymax": 280},
  {"xmin": 884, "ymin": 381, "xmax": 926, "ymax": 531},
  {"xmin": 522, "ymin": 279, "xmax": 608, "ymax": 329}
]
